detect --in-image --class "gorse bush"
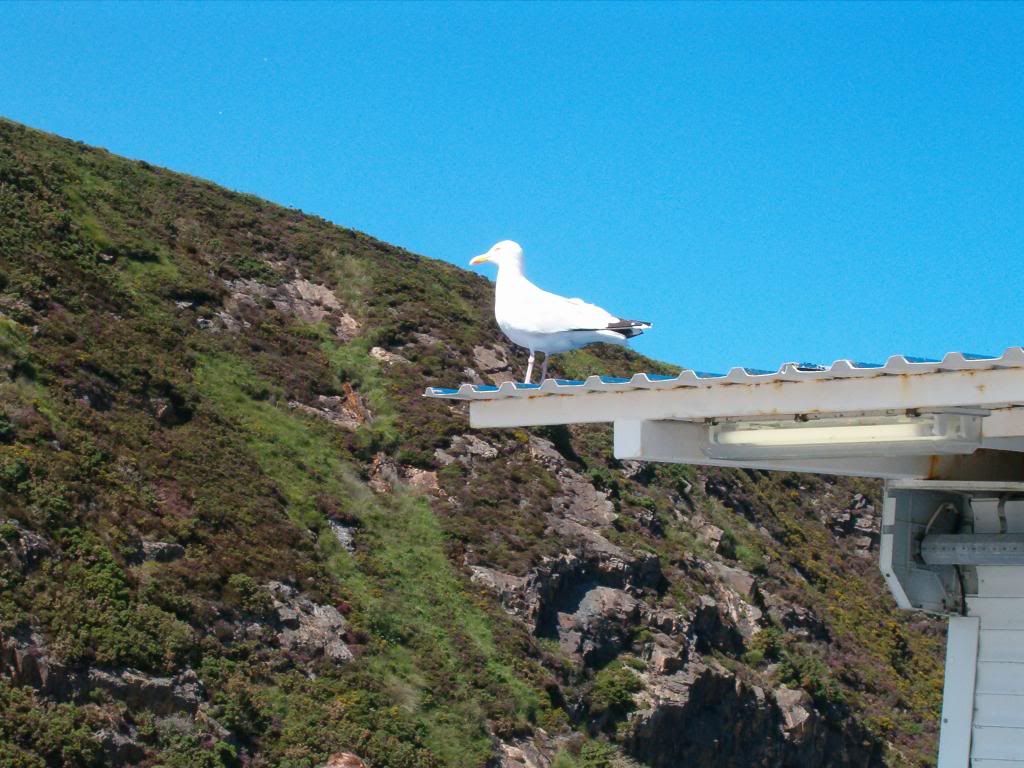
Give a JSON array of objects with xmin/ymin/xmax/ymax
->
[
  {"xmin": 36, "ymin": 530, "xmax": 194, "ymax": 673},
  {"xmin": 588, "ymin": 660, "xmax": 644, "ymax": 720}
]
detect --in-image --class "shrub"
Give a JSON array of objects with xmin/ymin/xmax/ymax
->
[
  {"xmin": 225, "ymin": 573, "xmax": 272, "ymax": 617},
  {"xmin": 588, "ymin": 661, "xmax": 644, "ymax": 719}
]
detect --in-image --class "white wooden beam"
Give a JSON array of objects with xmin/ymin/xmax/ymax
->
[
  {"xmin": 937, "ymin": 616, "xmax": 979, "ymax": 768},
  {"xmin": 469, "ymin": 367, "xmax": 1024, "ymax": 429}
]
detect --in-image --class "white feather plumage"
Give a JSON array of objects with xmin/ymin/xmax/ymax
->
[{"xmin": 470, "ymin": 241, "xmax": 650, "ymax": 382}]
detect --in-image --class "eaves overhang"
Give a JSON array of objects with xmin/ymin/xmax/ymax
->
[{"xmin": 426, "ymin": 347, "xmax": 1024, "ymax": 480}]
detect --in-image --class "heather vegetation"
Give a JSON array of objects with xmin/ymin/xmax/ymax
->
[{"xmin": 0, "ymin": 118, "xmax": 943, "ymax": 767}]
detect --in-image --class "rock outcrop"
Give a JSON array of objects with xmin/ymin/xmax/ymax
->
[
  {"xmin": 626, "ymin": 661, "xmax": 882, "ymax": 767},
  {"xmin": 2, "ymin": 630, "xmax": 82, "ymax": 700},
  {"xmin": 87, "ymin": 667, "xmax": 204, "ymax": 716},
  {"xmin": 1, "ymin": 631, "xmax": 205, "ymax": 723},
  {"xmin": 0, "ymin": 518, "xmax": 52, "ymax": 572},
  {"xmin": 319, "ymin": 753, "xmax": 370, "ymax": 768},
  {"xmin": 268, "ymin": 581, "xmax": 353, "ymax": 665},
  {"xmin": 827, "ymin": 492, "xmax": 881, "ymax": 557},
  {"xmin": 557, "ymin": 585, "xmax": 640, "ymax": 665},
  {"xmin": 224, "ymin": 275, "xmax": 359, "ymax": 339}
]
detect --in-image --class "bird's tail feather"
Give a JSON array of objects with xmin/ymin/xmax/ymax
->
[{"xmin": 572, "ymin": 318, "xmax": 651, "ymax": 339}]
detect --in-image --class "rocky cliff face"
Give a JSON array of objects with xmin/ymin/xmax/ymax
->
[
  {"xmin": 458, "ymin": 433, "xmax": 895, "ymax": 768},
  {"xmin": 0, "ymin": 118, "xmax": 944, "ymax": 768}
]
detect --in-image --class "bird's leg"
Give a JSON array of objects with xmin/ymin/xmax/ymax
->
[
  {"xmin": 540, "ymin": 353, "xmax": 549, "ymax": 382},
  {"xmin": 524, "ymin": 350, "xmax": 535, "ymax": 384}
]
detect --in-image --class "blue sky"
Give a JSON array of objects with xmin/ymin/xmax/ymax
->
[{"xmin": 2, "ymin": 2, "xmax": 1022, "ymax": 372}]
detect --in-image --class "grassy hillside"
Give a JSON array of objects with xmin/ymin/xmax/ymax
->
[{"xmin": 0, "ymin": 118, "xmax": 943, "ymax": 768}]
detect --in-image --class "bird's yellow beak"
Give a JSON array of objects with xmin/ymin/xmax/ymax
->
[{"xmin": 469, "ymin": 254, "xmax": 490, "ymax": 266}]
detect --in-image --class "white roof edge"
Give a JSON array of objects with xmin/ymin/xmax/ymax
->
[{"xmin": 426, "ymin": 347, "xmax": 1024, "ymax": 402}]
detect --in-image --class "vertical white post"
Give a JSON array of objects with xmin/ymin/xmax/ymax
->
[{"xmin": 937, "ymin": 615, "xmax": 979, "ymax": 768}]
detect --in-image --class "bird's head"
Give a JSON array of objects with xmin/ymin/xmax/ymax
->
[{"xmin": 469, "ymin": 240, "xmax": 524, "ymax": 270}]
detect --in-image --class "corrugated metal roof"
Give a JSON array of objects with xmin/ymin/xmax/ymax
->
[{"xmin": 426, "ymin": 347, "xmax": 1024, "ymax": 401}]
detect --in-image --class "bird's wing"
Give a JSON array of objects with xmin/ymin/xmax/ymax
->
[{"xmin": 502, "ymin": 282, "xmax": 621, "ymax": 335}]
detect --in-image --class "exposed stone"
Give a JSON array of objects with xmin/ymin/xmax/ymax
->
[
  {"xmin": 268, "ymin": 582, "xmax": 353, "ymax": 664},
  {"xmin": 472, "ymin": 344, "xmax": 510, "ymax": 373},
  {"xmin": 404, "ymin": 467, "xmax": 441, "ymax": 496},
  {"xmin": 141, "ymin": 540, "xmax": 185, "ymax": 563},
  {"xmin": 410, "ymin": 331, "xmax": 442, "ymax": 347},
  {"xmin": 627, "ymin": 660, "xmax": 882, "ymax": 767},
  {"xmin": 691, "ymin": 595, "xmax": 744, "ymax": 654},
  {"xmin": 469, "ymin": 525, "xmax": 665, "ymax": 649},
  {"xmin": 488, "ymin": 370, "xmax": 519, "ymax": 386},
  {"xmin": 495, "ymin": 735, "xmax": 555, "ymax": 768},
  {"xmin": 335, "ymin": 313, "xmax": 360, "ymax": 342},
  {"xmin": 851, "ymin": 535, "xmax": 874, "ymax": 556},
  {"xmin": 369, "ymin": 346, "xmax": 410, "ymax": 365},
  {"xmin": 436, "ymin": 434, "xmax": 499, "ymax": 465},
  {"xmin": 774, "ymin": 685, "xmax": 812, "ymax": 736},
  {"xmin": 527, "ymin": 436, "xmax": 564, "ymax": 470},
  {"xmin": 617, "ymin": 460, "xmax": 647, "ymax": 480},
  {"xmin": 0, "ymin": 519, "xmax": 52, "ymax": 572},
  {"xmin": 551, "ymin": 469, "xmax": 617, "ymax": 527},
  {"xmin": 469, "ymin": 566, "xmax": 534, "ymax": 619},
  {"xmin": 758, "ymin": 590, "xmax": 830, "ymax": 642},
  {"xmin": 225, "ymin": 276, "xmax": 358, "ymax": 337},
  {"xmin": 1, "ymin": 630, "xmax": 81, "ymax": 699},
  {"xmin": 211, "ymin": 309, "xmax": 249, "ymax": 332},
  {"xmin": 368, "ymin": 452, "xmax": 401, "ymax": 493},
  {"xmin": 690, "ymin": 515, "xmax": 724, "ymax": 551},
  {"xmin": 288, "ymin": 385, "xmax": 369, "ymax": 431},
  {"xmin": 628, "ymin": 658, "xmax": 765, "ymax": 767},
  {"xmin": 470, "ymin": 537, "xmax": 661, "ymax": 647},
  {"xmin": 643, "ymin": 631, "xmax": 689, "ymax": 675},
  {"xmin": 706, "ymin": 562, "xmax": 762, "ymax": 639},
  {"xmin": 95, "ymin": 728, "xmax": 147, "ymax": 764},
  {"xmin": 277, "ymin": 605, "xmax": 301, "ymax": 628},
  {"xmin": 825, "ymin": 492, "xmax": 880, "ymax": 556},
  {"xmin": 546, "ymin": 518, "xmax": 661, "ymax": 590},
  {"xmin": 87, "ymin": 667, "xmax": 204, "ymax": 716},
  {"xmin": 319, "ymin": 753, "xmax": 369, "ymax": 768},
  {"xmin": 557, "ymin": 586, "xmax": 639, "ymax": 665},
  {"xmin": 707, "ymin": 561, "xmax": 755, "ymax": 598},
  {"xmin": 641, "ymin": 607, "xmax": 689, "ymax": 638},
  {"xmin": 277, "ymin": 279, "xmax": 338, "ymax": 323},
  {"xmin": 328, "ymin": 521, "xmax": 356, "ymax": 552}
]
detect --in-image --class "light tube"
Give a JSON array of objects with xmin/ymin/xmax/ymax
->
[{"xmin": 704, "ymin": 413, "xmax": 982, "ymax": 460}]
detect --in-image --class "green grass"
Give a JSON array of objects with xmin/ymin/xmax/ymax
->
[{"xmin": 196, "ymin": 353, "xmax": 542, "ymax": 766}]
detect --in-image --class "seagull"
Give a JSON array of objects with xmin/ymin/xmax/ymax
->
[{"xmin": 469, "ymin": 240, "xmax": 651, "ymax": 383}]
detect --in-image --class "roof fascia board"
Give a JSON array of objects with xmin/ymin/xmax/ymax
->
[{"xmin": 469, "ymin": 367, "xmax": 1024, "ymax": 429}]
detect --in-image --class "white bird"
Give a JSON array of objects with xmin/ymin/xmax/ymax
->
[{"xmin": 469, "ymin": 240, "xmax": 651, "ymax": 383}]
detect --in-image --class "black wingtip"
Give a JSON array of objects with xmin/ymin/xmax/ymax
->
[
  {"xmin": 609, "ymin": 318, "xmax": 651, "ymax": 331},
  {"xmin": 568, "ymin": 319, "xmax": 652, "ymax": 336}
]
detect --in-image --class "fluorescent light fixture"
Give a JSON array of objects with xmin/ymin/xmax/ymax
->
[{"xmin": 703, "ymin": 413, "xmax": 983, "ymax": 460}]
